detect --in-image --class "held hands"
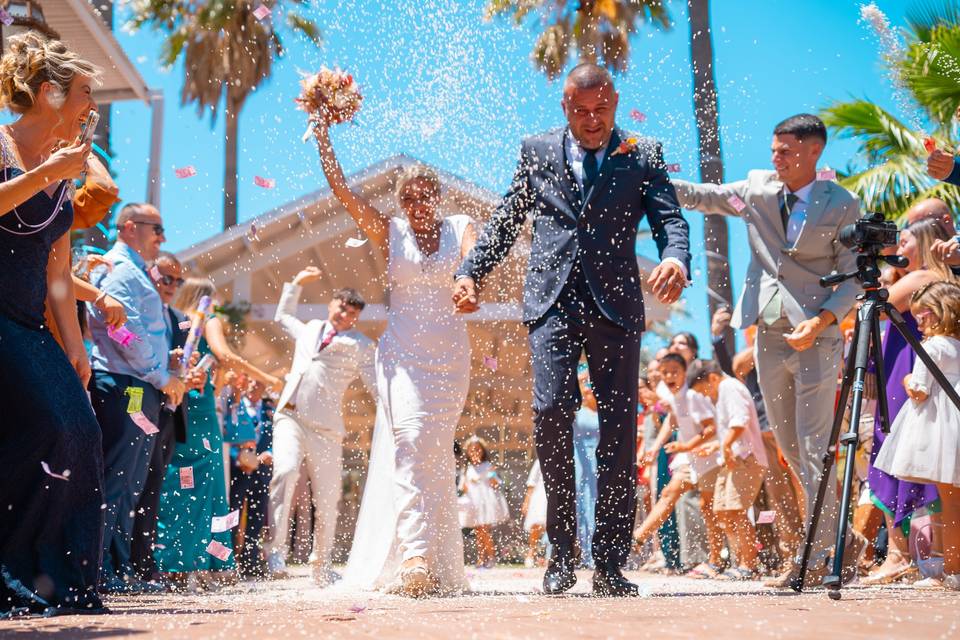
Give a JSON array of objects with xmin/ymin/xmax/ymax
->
[
  {"xmin": 452, "ymin": 276, "xmax": 480, "ymax": 314},
  {"xmin": 647, "ymin": 260, "xmax": 686, "ymax": 305},
  {"xmin": 293, "ymin": 266, "xmax": 323, "ymax": 286},
  {"xmin": 927, "ymin": 148, "xmax": 955, "ymax": 181},
  {"xmin": 41, "ymin": 140, "xmax": 92, "ymax": 183}
]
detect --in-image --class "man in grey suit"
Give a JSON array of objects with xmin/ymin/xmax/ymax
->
[
  {"xmin": 265, "ymin": 267, "xmax": 376, "ymax": 585},
  {"xmin": 453, "ymin": 63, "xmax": 691, "ymax": 596},
  {"xmin": 673, "ymin": 114, "xmax": 863, "ymax": 587}
]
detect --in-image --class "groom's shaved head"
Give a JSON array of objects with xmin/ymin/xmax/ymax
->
[
  {"xmin": 562, "ymin": 63, "xmax": 618, "ymax": 150},
  {"xmin": 564, "ymin": 63, "xmax": 614, "ymax": 91}
]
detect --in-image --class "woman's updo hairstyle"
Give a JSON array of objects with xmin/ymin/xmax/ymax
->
[
  {"xmin": 394, "ymin": 163, "xmax": 441, "ymax": 201},
  {"xmin": 0, "ymin": 31, "xmax": 101, "ymax": 114}
]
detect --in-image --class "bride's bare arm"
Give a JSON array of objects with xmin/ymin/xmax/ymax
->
[{"xmin": 314, "ymin": 124, "xmax": 390, "ymax": 257}]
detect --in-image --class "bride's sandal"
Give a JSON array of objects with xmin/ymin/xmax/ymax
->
[{"xmin": 400, "ymin": 565, "xmax": 435, "ymax": 598}]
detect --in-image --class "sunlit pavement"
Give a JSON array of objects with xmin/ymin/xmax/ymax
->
[{"xmin": 4, "ymin": 565, "xmax": 959, "ymax": 639}]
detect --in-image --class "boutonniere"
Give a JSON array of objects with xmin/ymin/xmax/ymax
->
[{"xmin": 610, "ymin": 137, "xmax": 639, "ymax": 157}]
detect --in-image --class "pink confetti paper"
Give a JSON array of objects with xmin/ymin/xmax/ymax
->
[
  {"xmin": 727, "ymin": 195, "xmax": 747, "ymax": 213},
  {"xmin": 483, "ymin": 355, "xmax": 498, "ymax": 371},
  {"xmin": 178, "ymin": 320, "xmax": 191, "ymax": 330},
  {"xmin": 211, "ymin": 510, "xmax": 241, "ymax": 533},
  {"xmin": 175, "ymin": 166, "xmax": 197, "ymax": 179},
  {"xmin": 130, "ymin": 411, "xmax": 159, "ymax": 435},
  {"xmin": 666, "ymin": 163, "xmax": 681, "ymax": 173},
  {"xmin": 817, "ymin": 169, "xmax": 837, "ymax": 181},
  {"xmin": 202, "ymin": 437, "xmax": 213, "ymax": 452},
  {"xmin": 629, "ymin": 109, "xmax": 646, "ymax": 123},
  {"xmin": 254, "ymin": 175, "xmax": 275, "ymax": 188},
  {"xmin": 206, "ymin": 540, "xmax": 233, "ymax": 561},
  {"xmin": 252, "ymin": 4, "xmax": 271, "ymax": 20},
  {"xmin": 41, "ymin": 461, "xmax": 70, "ymax": 481},
  {"xmin": 0, "ymin": 9, "xmax": 13, "ymax": 26},
  {"xmin": 348, "ymin": 604, "xmax": 367, "ymax": 614},
  {"xmin": 757, "ymin": 510, "xmax": 776, "ymax": 524},
  {"xmin": 179, "ymin": 466, "xmax": 195, "ymax": 489}
]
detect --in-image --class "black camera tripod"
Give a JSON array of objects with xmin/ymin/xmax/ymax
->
[{"xmin": 791, "ymin": 252, "xmax": 960, "ymax": 599}]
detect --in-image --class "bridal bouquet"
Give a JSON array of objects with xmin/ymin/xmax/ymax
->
[{"xmin": 296, "ymin": 67, "xmax": 362, "ymax": 140}]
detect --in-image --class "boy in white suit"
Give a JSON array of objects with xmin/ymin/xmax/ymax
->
[{"xmin": 265, "ymin": 267, "xmax": 376, "ymax": 584}]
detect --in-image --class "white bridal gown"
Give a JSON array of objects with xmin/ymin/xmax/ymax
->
[{"xmin": 342, "ymin": 214, "xmax": 473, "ymax": 593}]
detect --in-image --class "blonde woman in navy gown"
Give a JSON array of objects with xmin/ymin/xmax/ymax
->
[{"xmin": 0, "ymin": 33, "xmax": 106, "ymax": 616}]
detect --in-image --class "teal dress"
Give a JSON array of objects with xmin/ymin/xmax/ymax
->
[{"xmin": 155, "ymin": 339, "xmax": 235, "ymax": 572}]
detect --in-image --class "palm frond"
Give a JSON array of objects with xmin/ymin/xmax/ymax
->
[
  {"xmin": 838, "ymin": 155, "xmax": 934, "ymax": 218},
  {"xmin": 900, "ymin": 24, "xmax": 960, "ymax": 125},
  {"xmin": 905, "ymin": 0, "xmax": 960, "ymax": 41},
  {"xmin": 821, "ymin": 99, "xmax": 925, "ymax": 158}
]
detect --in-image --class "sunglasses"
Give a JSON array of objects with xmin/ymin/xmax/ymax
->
[
  {"xmin": 132, "ymin": 219, "xmax": 165, "ymax": 236},
  {"xmin": 157, "ymin": 273, "xmax": 185, "ymax": 288}
]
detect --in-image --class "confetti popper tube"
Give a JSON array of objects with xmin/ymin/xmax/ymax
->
[{"xmin": 180, "ymin": 295, "xmax": 212, "ymax": 377}]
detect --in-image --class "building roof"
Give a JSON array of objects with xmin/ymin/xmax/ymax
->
[{"xmin": 42, "ymin": 0, "xmax": 151, "ymax": 104}]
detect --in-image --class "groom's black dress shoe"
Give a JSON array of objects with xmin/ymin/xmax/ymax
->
[
  {"xmin": 592, "ymin": 563, "xmax": 639, "ymax": 597},
  {"xmin": 542, "ymin": 545, "xmax": 577, "ymax": 595}
]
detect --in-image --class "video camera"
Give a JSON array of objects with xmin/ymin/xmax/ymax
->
[{"xmin": 837, "ymin": 212, "xmax": 899, "ymax": 253}]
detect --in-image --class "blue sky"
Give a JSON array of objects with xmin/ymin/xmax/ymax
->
[{"xmin": 101, "ymin": 0, "xmax": 913, "ymax": 354}]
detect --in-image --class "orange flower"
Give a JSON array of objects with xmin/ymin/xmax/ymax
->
[{"xmin": 611, "ymin": 137, "xmax": 638, "ymax": 157}]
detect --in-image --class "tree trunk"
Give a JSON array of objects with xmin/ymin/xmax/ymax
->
[
  {"xmin": 688, "ymin": 0, "xmax": 734, "ymax": 344},
  {"xmin": 223, "ymin": 100, "xmax": 240, "ymax": 230}
]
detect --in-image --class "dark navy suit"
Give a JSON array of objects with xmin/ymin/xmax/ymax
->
[{"xmin": 457, "ymin": 127, "xmax": 690, "ymax": 566}]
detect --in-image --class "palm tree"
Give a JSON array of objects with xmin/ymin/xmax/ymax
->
[
  {"xmin": 687, "ymin": 0, "xmax": 733, "ymax": 337},
  {"xmin": 486, "ymin": 0, "xmax": 734, "ymax": 333},
  {"xmin": 820, "ymin": 3, "xmax": 960, "ymax": 219},
  {"xmin": 485, "ymin": 0, "xmax": 671, "ymax": 79},
  {"xmin": 128, "ymin": 0, "xmax": 321, "ymax": 229}
]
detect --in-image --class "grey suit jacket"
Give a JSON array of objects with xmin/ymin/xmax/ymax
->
[
  {"xmin": 674, "ymin": 170, "xmax": 861, "ymax": 329},
  {"xmin": 274, "ymin": 282, "xmax": 376, "ymax": 436}
]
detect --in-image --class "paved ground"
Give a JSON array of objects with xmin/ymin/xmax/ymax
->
[{"xmin": 3, "ymin": 566, "xmax": 959, "ymax": 639}]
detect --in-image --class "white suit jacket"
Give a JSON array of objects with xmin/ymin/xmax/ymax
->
[
  {"xmin": 275, "ymin": 282, "xmax": 376, "ymax": 437},
  {"xmin": 673, "ymin": 170, "xmax": 861, "ymax": 330}
]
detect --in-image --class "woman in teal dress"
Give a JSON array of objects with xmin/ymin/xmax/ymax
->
[{"xmin": 156, "ymin": 278, "xmax": 281, "ymax": 587}]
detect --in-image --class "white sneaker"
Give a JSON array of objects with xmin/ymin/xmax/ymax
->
[
  {"xmin": 944, "ymin": 574, "xmax": 960, "ymax": 591},
  {"xmin": 267, "ymin": 551, "xmax": 287, "ymax": 577},
  {"xmin": 913, "ymin": 576, "xmax": 944, "ymax": 589}
]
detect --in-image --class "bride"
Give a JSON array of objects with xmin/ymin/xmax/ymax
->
[{"xmin": 313, "ymin": 121, "xmax": 476, "ymax": 596}]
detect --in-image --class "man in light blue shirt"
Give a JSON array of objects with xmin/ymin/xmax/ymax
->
[{"xmin": 88, "ymin": 203, "xmax": 185, "ymax": 593}]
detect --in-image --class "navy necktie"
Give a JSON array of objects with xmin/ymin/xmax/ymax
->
[{"xmin": 582, "ymin": 149, "xmax": 600, "ymax": 194}]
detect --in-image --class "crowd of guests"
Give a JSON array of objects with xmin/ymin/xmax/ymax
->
[{"xmin": 4, "ymin": 30, "xmax": 960, "ymax": 620}]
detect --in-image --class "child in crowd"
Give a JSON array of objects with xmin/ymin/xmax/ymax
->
[
  {"xmin": 458, "ymin": 436, "xmax": 510, "ymax": 568},
  {"xmin": 875, "ymin": 282, "xmax": 960, "ymax": 590},
  {"xmin": 632, "ymin": 353, "xmax": 725, "ymax": 578},
  {"xmin": 688, "ymin": 360, "xmax": 769, "ymax": 579},
  {"xmin": 522, "ymin": 458, "xmax": 548, "ymax": 568}
]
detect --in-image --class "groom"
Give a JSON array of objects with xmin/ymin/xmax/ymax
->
[{"xmin": 453, "ymin": 63, "xmax": 690, "ymax": 596}]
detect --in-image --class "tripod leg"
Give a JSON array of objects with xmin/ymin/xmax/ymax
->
[
  {"xmin": 792, "ymin": 315, "xmax": 859, "ymax": 593},
  {"xmin": 825, "ymin": 299, "xmax": 879, "ymax": 598},
  {"xmin": 886, "ymin": 304, "xmax": 960, "ymax": 413},
  {"xmin": 872, "ymin": 312, "xmax": 891, "ymax": 433}
]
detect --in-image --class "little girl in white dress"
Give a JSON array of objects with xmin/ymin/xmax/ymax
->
[
  {"xmin": 458, "ymin": 437, "xmax": 509, "ymax": 567},
  {"xmin": 874, "ymin": 282, "xmax": 960, "ymax": 590}
]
